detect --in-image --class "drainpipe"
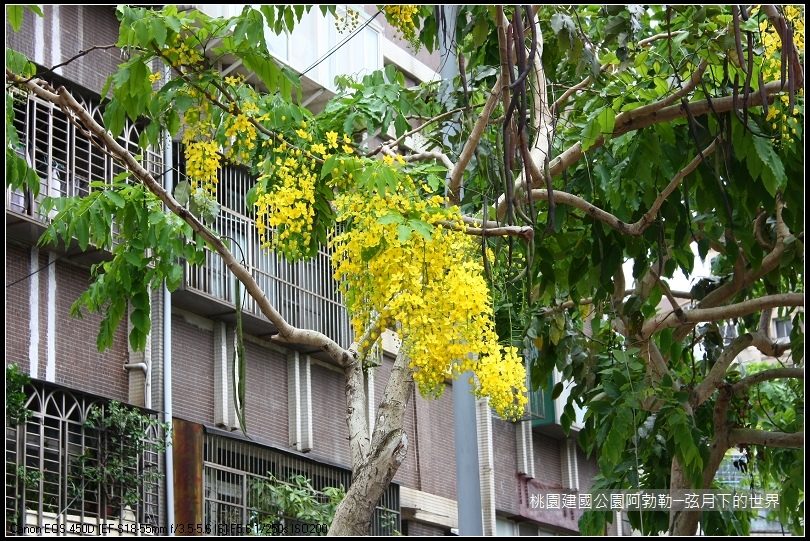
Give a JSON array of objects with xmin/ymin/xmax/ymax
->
[
  {"xmin": 162, "ymin": 97, "xmax": 175, "ymax": 533},
  {"xmin": 123, "ymin": 362, "xmax": 151, "ymax": 408}
]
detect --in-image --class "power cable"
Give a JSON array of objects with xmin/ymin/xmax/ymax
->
[
  {"xmin": 6, "ymin": 243, "xmax": 81, "ymax": 289},
  {"xmin": 299, "ymin": 9, "xmax": 383, "ymax": 79}
]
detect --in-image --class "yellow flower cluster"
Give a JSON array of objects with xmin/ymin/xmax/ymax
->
[
  {"xmin": 165, "ymin": 33, "xmax": 203, "ymax": 68},
  {"xmin": 330, "ymin": 184, "xmax": 527, "ymax": 420},
  {"xmin": 757, "ymin": 5, "xmax": 805, "ymax": 145},
  {"xmin": 224, "ymin": 112, "xmax": 258, "ymax": 163},
  {"xmin": 253, "ymin": 133, "xmax": 316, "ymax": 260},
  {"xmin": 183, "ymin": 137, "xmax": 220, "ymax": 196},
  {"xmin": 384, "ymin": 5, "xmax": 419, "ymax": 43}
]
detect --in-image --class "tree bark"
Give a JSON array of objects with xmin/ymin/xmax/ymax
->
[{"xmin": 329, "ymin": 348, "xmax": 414, "ymax": 535}]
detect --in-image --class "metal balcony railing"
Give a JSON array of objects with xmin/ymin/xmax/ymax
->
[
  {"xmin": 177, "ymin": 156, "xmax": 352, "ymax": 347},
  {"xmin": 7, "ymin": 82, "xmax": 352, "ymax": 348}
]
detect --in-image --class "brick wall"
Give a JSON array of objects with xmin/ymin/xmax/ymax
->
[
  {"xmin": 492, "ymin": 417, "xmax": 520, "ymax": 515},
  {"xmin": 171, "ymin": 313, "xmax": 215, "ymax": 424},
  {"xmin": 412, "ymin": 387, "xmax": 457, "ymax": 500},
  {"xmin": 369, "ymin": 354, "xmax": 459, "ymax": 500},
  {"xmin": 533, "ymin": 432, "xmax": 563, "ymax": 488},
  {"xmin": 6, "ymin": 5, "xmax": 122, "ymax": 94},
  {"xmin": 404, "ymin": 521, "xmax": 448, "ymax": 536},
  {"xmin": 53, "ymin": 257, "xmax": 129, "ymax": 399},
  {"xmin": 5, "ymin": 241, "xmax": 129, "ymax": 401},
  {"xmin": 309, "ymin": 361, "xmax": 352, "ymax": 467},
  {"xmin": 242, "ymin": 339, "xmax": 288, "ymax": 444},
  {"xmin": 5, "ymin": 242, "xmax": 32, "ymax": 372},
  {"xmin": 577, "ymin": 443, "xmax": 601, "ymax": 492}
]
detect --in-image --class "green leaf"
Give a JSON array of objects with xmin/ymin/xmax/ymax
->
[
  {"xmin": 598, "ymin": 106, "xmax": 616, "ymax": 140},
  {"xmin": 133, "ymin": 19, "xmax": 152, "ymax": 48},
  {"xmin": 361, "ymin": 242, "xmax": 383, "ymax": 262},
  {"xmin": 130, "ymin": 308, "xmax": 150, "ymax": 335},
  {"xmin": 397, "ymin": 224, "xmax": 412, "ymax": 244},
  {"xmin": 75, "ymin": 215, "xmax": 90, "ymax": 251},
  {"xmin": 551, "ymin": 381, "xmax": 564, "ymax": 400},
  {"xmin": 581, "ymin": 116, "xmax": 602, "ymax": 152},
  {"xmin": 377, "ymin": 212, "xmax": 404, "ymax": 225},
  {"xmin": 472, "ymin": 16, "xmax": 489, "ymax": 47},
  {"xmin": 409, "ymin": 219, "xmax": 433, "ymax": 241},
  {"xmin": 123, "ymin": 251, "xmax": 144, "ymax": 268},
  {"xmin": 7, "ymin": 5, "xmax": 24, "ymax": 32},
  {"xmin": 752, "ymin": 136, "xmax": 786, "ymax": 196},
  {"xmin": 283, "ymin": 6, "xmax": 294, "ymax": 33},
  {"xmin": 174, "ymin": 180, "xmax": 190, "ymax": 205}
]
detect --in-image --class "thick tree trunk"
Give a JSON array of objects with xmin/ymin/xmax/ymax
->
[
  {"xmin": 328, "ymin": 348, "xmax": 413, "ymax": 535},
  {"xmin": 668, "ymin": 457, "xmax": 702, "ymax": 536},
  {"xmin": 328, "ymin": 427, "xmax": 409, "ymax": 535}
]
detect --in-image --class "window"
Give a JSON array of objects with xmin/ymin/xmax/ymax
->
[
  {"xmin": 774, "ymin": 318, "xmax": 793, "ymax": 339},
  {"xmin": 174, "ymin": 142, "xmax": 352, "ymax": 347},
  {"xmin": 6, "ymin": 380, "xmax": 163, "ymax": 531},
  {"xmin": 7, "ymin": 81, "xmax": 161, "ymax": 222},
  {"xmin": 203, "ymin": 432, "xmax": 399, "ymax": 534}
]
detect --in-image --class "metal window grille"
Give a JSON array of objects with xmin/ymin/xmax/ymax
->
[
  {"xmin": 174, "ymin": 144, "xmax": 352, "ymax": 347},
  {"xmin": 5, "ymin": 379, "xmax": 164, "ymax": 535},
  {"xmin": 203, "ymin": 433, "xmax": 399, "ymax": 535},
  {"xmin": 6, "ymin": 83, "xmax": 162, "ymax": 223}
]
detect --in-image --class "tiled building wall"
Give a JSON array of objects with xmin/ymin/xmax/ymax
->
[
  {"xmin": 372, "ymin": 353, "xmax": 458, "ymax": 501},
  {"xmin": 6, "ymin": 5, "xmax": 122, "ymax": 94},
  {"xmin": 412, "ymin": 387, "xmax": 457, "ymax": 501},
  {"xmin": 492, "ymin": 417, "xmax": 520, "ymax": 516},
  {"xmin": 309, "ymin": 361, "xmax": 353, "ymax": 467},
  {"xmin": 53, "ymin": 256, "xmax": 129, "ymax": 399},
  {"xmin": 577, "ymin": 443, "xmax": 601, "ymax": 493},
  {"xmin": 242, "ymin": 339, "xmax": 288, "ymax": 445},
  {"xmin": 6, "ymin": 242, "xmax": 33, "ymax": 372},
  {"xmin": 534, "ymin": 432, "xmax": 563, "ymax": 488},
  {"xmin": 171, "ymin": 312, "xmax": 215, "ymax": 424},
  {"xmin": 5, "ymin": 241, "xmax": 129, "ymax": 401},
  {"xmin": 405, "ymin": 521, "xmax": 447, "ymax": 536}
]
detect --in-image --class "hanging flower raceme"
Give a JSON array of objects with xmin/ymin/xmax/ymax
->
[
  {"xmin": 329, "ymin": 168, "xmax": 527, "ymax": 420},
  {"xmin": 253, "ymin": 130, "xmax": 317, "ymax": 261}
]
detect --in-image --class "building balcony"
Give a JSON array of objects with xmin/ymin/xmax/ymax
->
[{"xmin": 6, "ymin": 82, "xmax": 353, "ymax": 362}]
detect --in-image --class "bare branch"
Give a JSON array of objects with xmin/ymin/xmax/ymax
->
[
  {"xmin": 372, "ymin": 104, "xmax": 479, "ymax": 158},
  {"xmin": 693, "ymin": 332, "xmax": 760, "ymax": 406},
  {"xmin": 731, "ymin": 367, "xmax": 804, "ymax": 396},
  {"xmin": 499, "ymin": 79, "xmax": 794, "ymax": 219},
  {"xmin": 640, "ymin": 293, "xmax": 804, "ymax": 338},
  {"xmin": 729, "ymin": 427, "xmax": 804, "ymax": 449},
  {"xmin": 447, "ymin": 74, "xmax": 503, "ymax": 205},
  {"xmin": 525, "ymin": 137, "xmax": 718, "ymax": 237},
  {"xmin": 443, "ymin": 221, "xmax": 534, "ymax": 240},
  {"xmin": 698, "ymin": 193, "xmax": 790, "ymax": 310},
  {"xmin": 552, "ymin": 31, "xmax": 688, "ymax": 114},
  {"xmin": 7, "ymin": 69, "xmax": 353, "ymax": 367},
  {"xmin": 392, "ymin": 148, "xmax": 454, "ymax": 170}
]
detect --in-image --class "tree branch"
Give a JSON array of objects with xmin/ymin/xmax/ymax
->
[
  {"xmin": 343, "ymin": 348, "xmax": 370, "ymax": 466},
  {"xmin": 729, "ymin": 427, "xmax": 804, "ymax": 449},
  {"xmin": 640, "ymin": 293, "xmax": 804, "ymax": 338},
  {"xmin": 447, "ymin": 73, "xmax": 503, "ymax": 205},
  {"xmin": 498, "ymin": 79, "xmax": 793, "ymax": 219},
  {"xmin": 731, "ymin": 367, "xmax": 804, "ymax": 395},
  {"xmin": 693, "ymin": 333, "xmax": 759, "ymax": 406},
  {"xmin": 7, "ymin": 69, "xmax": 353, "ymax": 367}
]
